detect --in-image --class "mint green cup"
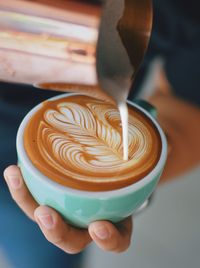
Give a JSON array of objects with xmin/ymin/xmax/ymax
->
[{"xmin": 17, "ymin": 93, "xmax": 167, "ymax": 228}]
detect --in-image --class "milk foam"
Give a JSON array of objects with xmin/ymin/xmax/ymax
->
[
  {"xmin": 24, "ymin": 95, "xmax": 161, "ymax": 190},
  {"xmin": 37, "ymin": 100, "xmax": 152, "ymax": 182}
]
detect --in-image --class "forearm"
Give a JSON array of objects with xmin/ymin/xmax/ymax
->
[{"xmin": 148, "ymin": 91, "xmax": 200, "ymax": 184}]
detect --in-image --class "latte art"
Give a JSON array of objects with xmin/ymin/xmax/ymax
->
[{"xmin": 24, "ymin": 95, "xmax": 161, "ymax": 191}]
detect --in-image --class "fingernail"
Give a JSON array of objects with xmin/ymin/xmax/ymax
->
[
  {"xmin": 37, "ymin": 213, "xmax": 54, "ymax": 230},
  {"xmin": 93, "ymin": 226, "xmax": 110, "ymax": 240},
  {"xmin": 7, "ymin": 175, "xmax": 21, "ymax": 190}
]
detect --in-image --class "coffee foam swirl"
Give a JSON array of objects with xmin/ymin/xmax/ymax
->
[{"xmin": 24, "ymin": 96, "xmax": 161, "ymax": 191}]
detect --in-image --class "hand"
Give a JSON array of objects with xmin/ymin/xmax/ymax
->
[{"xmin": 4, "ymin": 165, "xmax": 133, "ymax": 254}]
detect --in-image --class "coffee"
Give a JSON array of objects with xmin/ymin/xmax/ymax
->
[{"xmin": 24, "ymin": 95, "xmax": 161, "ymax": 191}]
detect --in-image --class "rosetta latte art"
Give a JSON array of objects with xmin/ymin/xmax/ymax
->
[{"xmin": 24, "ymin": 96, "xmax": 161, "ymax": 191}]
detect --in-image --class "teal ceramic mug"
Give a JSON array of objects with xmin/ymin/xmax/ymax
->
[{"xmin": 16, "ymin": 93, "xmax": 167, "ymax": 228}]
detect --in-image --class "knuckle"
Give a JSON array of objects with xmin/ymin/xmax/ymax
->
[{"xmin": 49, "ymin": 232, "xmax": 67, "ymax": 246}]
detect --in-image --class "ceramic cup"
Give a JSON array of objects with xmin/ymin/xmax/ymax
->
[{"xmin": 17, "ymin": 93, "xmax": 167, "ymax": 228}]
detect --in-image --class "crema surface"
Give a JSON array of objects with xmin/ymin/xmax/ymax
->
[{"xmin": 24, "ymin": 95, "xmax": 161, "ymax": 191}]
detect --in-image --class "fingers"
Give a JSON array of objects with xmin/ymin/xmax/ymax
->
[
  {"xmin": 3, "ymin": 166, "xmax": 133, "ymax": 254},
  {"xmin": 4, "ymin": 165, "xmax": 38, "ymax": 221},
  {"xmin": 34, "ymin": 206, "xmax": 92, "ymax": 254},
  {"xmin": 89, "ymin": 217, "xmax": 133, "ymax": 253}
]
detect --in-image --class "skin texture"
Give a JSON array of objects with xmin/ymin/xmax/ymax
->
[{"xmin": 3, "ymin": 69, "xmax": 200, "ymax": 253}]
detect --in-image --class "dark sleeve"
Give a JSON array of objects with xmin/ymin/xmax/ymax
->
[
  {"xmin": 165, "ymin": 45, "xmax": 200, "ymax": 106},
  {"xmin": 129, "ymin": 0, "xmax": 200, "ymax": 106}
]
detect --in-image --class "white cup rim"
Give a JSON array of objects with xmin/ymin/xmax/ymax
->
[{"xmin": 17, "ymin": 93, "xmax": 168, "ymax": 198}]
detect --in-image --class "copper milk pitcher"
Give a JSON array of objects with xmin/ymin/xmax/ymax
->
[{"xmin": 0, "ymin": 0, "xmax": 152, "ymax": 102}]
